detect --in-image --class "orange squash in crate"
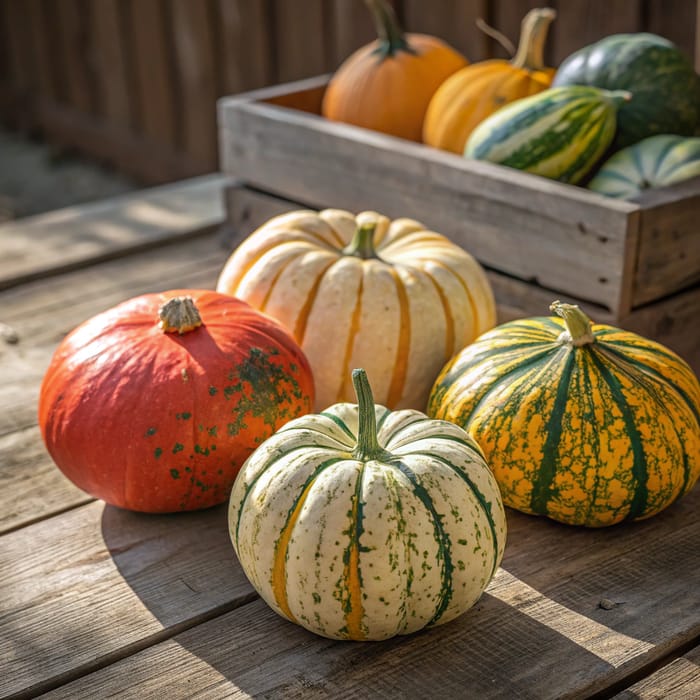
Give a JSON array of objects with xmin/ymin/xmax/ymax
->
[
  {"xmin": 322, "ymin": 0, "xmax": 467, "ymax": 142},
  {"xmin": 423, "ymin": 7, "xmax": 556, "ymax": 154}
]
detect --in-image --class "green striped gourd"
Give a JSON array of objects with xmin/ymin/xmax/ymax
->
[
  {"xmin": 464, "ymin": 86, "xmax": 630, "ymax": 184},
  {"xmin": 427, "ymin": 302, "xmax": 700, "ymax": 528},
  {"xmin": 588, "ymin": 134, "xmax": 700, "ymax": 198},
  {"xmin": 552, "ymin": 33, "xmax": 700, "ymax": 149},
  {"xmin": 229, "ymin": 368, "xmax": 507, "ymax": 640}
]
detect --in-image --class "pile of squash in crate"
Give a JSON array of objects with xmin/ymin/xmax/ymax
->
[
  {"xmin": 323, "ymin": 0, "xmax": 700, "ymax": 197},
  {"xmin": 37, "ymin": 0, "xmax": 700, "ymax": 643}
]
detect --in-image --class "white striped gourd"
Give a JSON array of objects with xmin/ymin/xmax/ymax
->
[
  {"xmin": 588, "ymin": 134, "xmax": 700, "ymax": 198},
  {"xmin": 216, "ymin": 209, "xmax": 495, "ymax": 411},
  {"xmin": 229, "ymin": 368, "xmax": 507, "ymax": 641},
  {"xmin": 464, "ymin": 85, "xmax": 630, "ymax": 184}
]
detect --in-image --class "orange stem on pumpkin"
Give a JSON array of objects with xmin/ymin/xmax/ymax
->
[{"xmin": 159, "ymin": 296, "xmax": 203, "ymax": 334}]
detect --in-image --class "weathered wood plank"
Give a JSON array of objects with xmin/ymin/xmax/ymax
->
[
  {"xmin": 171, "ymin": 0, "xmax": 219, "ymax": 167},
  {"xmin": 0, "ymin": 500, "xmax": 254, "ymax": 699},
  {"xmin": 129, "ymin": 0, "xmax": 179, "ymax": 147},
  {"xmin": 326, "ymin": 0, "xmax": 376, "ymax": 67},
  {"xmin": 0, "ymin": 174, "xmax": 229, "ymax": 290},
  {"xmin": 612, "ymin": 645, "xmax": 700, "ymax": 699},
  {"xmin": 40, "ymin": 487, "xmax": 700, "ymax": 699},
  {"xmin": 634, "ymin": 177, "xmax": 700, "ymax": 306}
]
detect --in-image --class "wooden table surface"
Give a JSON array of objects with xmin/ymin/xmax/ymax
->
[{"xmin": 1, "ymin": 175, "xmax": 699, "ymax": 700}]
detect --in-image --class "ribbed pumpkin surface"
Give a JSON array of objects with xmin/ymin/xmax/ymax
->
[
  {"xmin": 229, "ymin": 369, "xmax": 506, "ymax": 640},
  {"xmin": 217, "ymin": 209, "xmax": 495, "ymax": 411},
  {"xmin": 428, "ymin": 303, "xmax": 700, "ymax": 527},
  {"xmin": 588, "ymin": 134, "xmax": 700, "ymax": 198},
  {"xmin": 464, "ymin": 86, "xmax": 628, "ymax": 184}
]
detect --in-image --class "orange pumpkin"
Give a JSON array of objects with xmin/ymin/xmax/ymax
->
[
  {"xmin": 423, "ymin": 7, "xmax": 556, "ymax": 154},
  {"xmin": 321, "ymin": 0, "xmax": 467, "ymax": 142}
]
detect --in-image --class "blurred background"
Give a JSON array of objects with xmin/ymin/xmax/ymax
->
[{"xmin": 1, "ymin": 0, "xmax": 698, "ymax": 220}]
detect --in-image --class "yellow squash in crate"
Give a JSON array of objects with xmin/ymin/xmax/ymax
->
[
  {"xmin": 423, "ymin": 7, "xmax": 557, "ymax": 154},
  {"xmin": 217, "ymin": 209, "xmax": 495, "ymax": 411},
  {"xmin": 428, "ymin": 301, "xmax": 700, "ymax": 527}
]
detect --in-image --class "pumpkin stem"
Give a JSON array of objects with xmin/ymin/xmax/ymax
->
[
  {"xmin": 159, "ymin": 296, "xmax": 203, "ymax": 335},
  {"xmin": 343, "ymin": 221, "xmax": 379, "ymax": 260},
  {"xmin": 511, "ymin": 7, "xmax": 556, "ymax": 70},
  {"xmin": 352, "ymin": 369, "xmax": 392, "ymax": 461},
  {"xmin": 550, "ymin": 300, "xmax": 595, "ymax": 347},
  {"xmin": 364, "ymin": 0, "xmax": 413, "ymax": 57}
]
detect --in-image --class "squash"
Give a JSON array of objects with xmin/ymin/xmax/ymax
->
[
  {"xmin": 552, "ymin": 32, "xmax": 700, "ymax": 150},
  {"xmin": 427, "ymin": 301, "xmax": 700, "ymax": 527},
  {"xmin": 321, "ymin": 0, "xmax": 467, "ymax": 142},
  {"xmin": 588, "ymin": 134, "xmax": 700, "ymax": 198},
  {"xmin": 423, "ymin": 7, "xmax": 556, "ymax": 154},
  {"xmin": 38, "ymin": 291, "xmax": 314, "ymax": 513},
  {"xmin": 229, "ymin": 368, "xmax": 507, "ymax": 641},
  {"xmin": 464, "ymin": 85, "xmax": 630, "ymax": 184},
  {"xmin": 216, "ymin": 209, "xmax": 496, "ymax": 411}
]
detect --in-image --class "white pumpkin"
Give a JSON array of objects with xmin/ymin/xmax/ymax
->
[
  {"xmin": 216, "ymin": 209, "xmax": 496, "ymax": 410},
  {"xmin": 229, "ymin": 369, "xmax": 507, "ymax": 641}
]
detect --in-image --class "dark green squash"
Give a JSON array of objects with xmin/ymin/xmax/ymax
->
[{"xmin": 552, "ymin": 33, "xmax": 700, "ymax": 149}]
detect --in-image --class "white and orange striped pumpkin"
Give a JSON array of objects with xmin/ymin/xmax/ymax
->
[
  {"xmin": 216, "ymin": 209, "xmax": 495, "ymax": 410},
  {"xmin": 229, "ymin": 368, "xmax": 507, "ymax": 641}
]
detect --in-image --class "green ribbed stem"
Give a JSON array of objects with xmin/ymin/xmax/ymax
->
[
  {"xmin": 352, "ymin": 369, "xmax": 393, "ymax": 461},
  {"xmin": 550, "ymin": 300, "xmax": 595, "ymax": 347},
  {"xmin": 364, "ymin": 0, "xmax": 413, "ymax": 56},
  {"xmin": 343, "ymin": 222, "xmax": 379, "ymax": 259}
]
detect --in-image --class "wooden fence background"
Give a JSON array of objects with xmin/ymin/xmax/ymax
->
[{"xmin": 1, "ymin": 0, "xmax": 698, "ymax": 184}]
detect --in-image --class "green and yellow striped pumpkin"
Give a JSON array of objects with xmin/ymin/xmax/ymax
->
[
  {"xmin": 464, "ymin": 85, "xmax": 630, "ymax": 184},
  {"xmin": 229, "ymin": 369, "xmax": 507, "ymax": 640},
  {"xmin": 428, "ymin": 302, "xmax": 700, "ymax": 527},
  {"xmin": 588, "ymin": 134, "xmax": 700, "ymax": 199}
]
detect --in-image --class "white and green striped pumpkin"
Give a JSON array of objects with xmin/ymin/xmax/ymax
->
[
  {"xmin": 229, "ymin": 369, "xmax": 507, "ymax": 641},
  {"xmin": 588, "ymin": 134, "xmax": 700, "ymax": 198},
  {"xmin": 464, "ymin": 85, "xmax": 630, "ymax": 184},
  {"xmin": 428, "ymin": 302, "xmax": 700, "ymax": 528}
]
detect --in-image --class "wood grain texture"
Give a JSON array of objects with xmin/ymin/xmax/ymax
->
[
  {"xmin": 0, "ymin": 501, "xmax": 254, "ymax": 699},
  {"xmin": 219, "ymin": 92, "xmax": 637, "ymax": 313},
  {"xmin": 326, "ymin": 0, "xmax": 377, "ymax": 67},
  {"xmin": 40, "ymin": 487, "xmax": 700, "ymax": 699},
  {"xmin": 612, "ymin": 645, "xmax": 700, "ymax": 699},
  {"xmin": 171, "ymin": 0, "xmax": 219, "ymax": 166},
  {"xmin": 634, "ymin": 177, "xmax": 700, "ymax": 306},
  {"xmin": 0, "ymin": 174, "xmax": 228, "ymax": 290},
  {"xmin": 129, "ymin": 0, "xmax": 178, "ymax": 145}
]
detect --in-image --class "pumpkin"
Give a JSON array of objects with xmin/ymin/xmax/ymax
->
[
  {"xmin": 464, "ymin": 85, "xmax": 630, "ymax": 184},
  {"xmin": 38, "ymin": 290, "xmax": 314, "ymax": 513},
  {"xmin": 423, "ymin": 7, "xmax": 556, "ymax": 154},
  {"xmin": 552, "ymin": 32, "xmax": 700, "ymax": 150},
  {"xmin": 229, "ymin": 368, "xmax": 507, "ymax": 641},
  {"xmin": 321, "ymin": 0, "xmax": 467, "ymax": 142},
  {"xmin": 588, "ymin": 134, "xmax": 700, "ymax": 198},
  {"xmin": 427, "ymin": 301, "xmax": 700, "ymax": 527},
  {"xmin": 216, "ymin": 209, "xmax": 496, "ymax": 411}
]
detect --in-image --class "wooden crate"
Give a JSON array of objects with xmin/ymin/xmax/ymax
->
[{"xmin": 217, "ymin": 76, "xmax": 700, "ymax": 372}]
